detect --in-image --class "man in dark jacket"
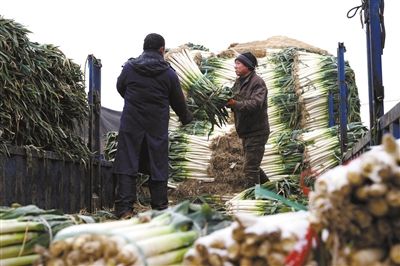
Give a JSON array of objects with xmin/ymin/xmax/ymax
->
[
  {"xmin": 226, "ymin": 52, "xmax": 270, "ymax": 185},
  {"xmin": 113, "ymin": 33, "xmax": 193, "ymax": 218}
]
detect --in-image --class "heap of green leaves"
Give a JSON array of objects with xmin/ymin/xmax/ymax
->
[{"xmin": 0, "ymin": 17, "xmax": 90, "ymax": 161}]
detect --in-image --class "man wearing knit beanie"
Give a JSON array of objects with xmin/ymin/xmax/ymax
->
[
  {"xmin": 234, "ymin": 52, "xmax": 258, "ymax": 71},
  {"xmin": 226, "ymin": 51, "xmax": 270, "ymax": 185}
]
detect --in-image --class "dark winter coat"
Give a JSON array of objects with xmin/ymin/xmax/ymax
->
[
  {"xmin": 231, "ymin": 71, "xmax": 270, "ymax": 138},
  {"xmin": 113, "ymin": 50, "xmax": 192, "ymax": 181}
]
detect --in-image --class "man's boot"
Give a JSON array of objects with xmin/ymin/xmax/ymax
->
[
  {"xmin": 259, "ymin": 169, "xmax": 270, "ymax": 184},
  {"xmin": 148, "ymin": 179, "xmax": 168, "ymax": 210},
  {"xmin": 114, "ymin": 174, "xmax": 137, "ymax": 218}
]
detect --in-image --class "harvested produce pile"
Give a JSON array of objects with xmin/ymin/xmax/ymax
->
[
  {"xmin": 309, "ymin": 134, "xmax": 400, "ymax": 265},
  {"xmin": 0, "ymin": 204, "xmax": 92, "ymax": 266},
  {"xmin": 104, "ymin": 37, "xmax": 367, "ymax": 216},
  {"xmin": 200, "ymin": 38, "xmax": 365, "ymax": 182},
  {"xmin": 183, "ymin": 211, "xmax": 313, "ymax": 266},
  {"xmin": 0, "ymin": 16, "xmax": 90, "ymax": 160},
  {"xmin": 37, "ymin": 201, "xmax": 230, "ymax": 266}
]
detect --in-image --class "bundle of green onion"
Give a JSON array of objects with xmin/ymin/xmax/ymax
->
[
  {"xmin": 226, "ymin": 176, "xmax": 307, "ymax": 216},
  {"xmin": 266, "ymin": 48, "xmax": 302, "ymax": 131},
  {"xmin": 166, "ymin": 48, "xmax": 232, "ymax": 129},
  {"xmin": 300, "ymin": 126, "xmax": 341, "ymax": 176},
  {"xmin": 39, "ymin": 201, "xmax": 230, "ymax": 266},
  {"xmin": 168, "ymin": 131, "xmax": 214, "ymax": 184},
  {"xmin": 260, "ymin": 130, "xmax": 306, "ymax": 181},
  {"xmin": 300, "ymin": 122, "xmax": 367, "ymax": 177},
  {"xmin": 199, "ymin": 56, "xmax": 236, "ymax": 88},
  {"xmin": 297, "ymin": 51, "xmax": 362, "ymax": 130},
  {"xmin": 0, "ymin": 204, "xmax": 92, "ymax": 266}
]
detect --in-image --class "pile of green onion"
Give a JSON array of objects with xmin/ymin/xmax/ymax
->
[
  {"xmin": 0, "ymin": 16, "xmax": 90, "ymax": 161},
  {"xmin": 0, "ymin": 204, "xmax": 93, "ymax": 266}
]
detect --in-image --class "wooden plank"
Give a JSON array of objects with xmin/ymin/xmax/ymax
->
[
  {"xmin": 342, "ymin": 132, "xmax": 371, "ymax": 162},
  {"xmin": 379, "ymin": 102, "xmax": 400, "ymax": 129}
]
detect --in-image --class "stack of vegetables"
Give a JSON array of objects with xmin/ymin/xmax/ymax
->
[
  {"xmin": 266, "ymin": 48, "xmax": 302, "ymax": 133},
  {"xmin": 260, "ymin": 129, "xmax": 306, "ymax": 181},
  {"xmin": 168, "ymin": 131, "xmax": 214, "ymax": 184},
  {"xmin": 226, "ymin": 122, "xmax": 366, "ymax": 216},
  {"xmin": 37, "ymin": 201, "xmax": 231, "ymax": 266},
  {"xmin": 308, "ymin": 134, "xmax": 400, "ymax": 265},
  {"xmin": 183, "ymin": 211, "xmax": 313, "ymax": 265},
  {"xmin": 0, "ymin": 16, "xmax": 90, "ymax": 161},
  {"xmin": 225, "ymin": 175, "xmax": 308, "ymax": 216},
  {"xmin": 104, "ymin": 122, "xmax": 233, "ymax": 188},
  {"xmin": 0, "ymin": 204, "xmax": 93, "ymax": 266},
  {"xmin": 298, "ymin": 51, "xmax": 362, "ymax": 131},
  {"xmin": 300, "ymin": 122, "xmax": 367, "ymax": 177},
  {"xmin": 300, "ymin": 127, "xmax": 341, "ymax": 177}
]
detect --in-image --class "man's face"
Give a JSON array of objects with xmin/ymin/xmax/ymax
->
[{"xmin": 234, "ymin": 60, "xmax": 250, "ymax": 77}]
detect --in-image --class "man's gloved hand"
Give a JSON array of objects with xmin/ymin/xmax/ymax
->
[
  {"xmin": 226, "ymin": 98, "xmax": 236, "ymax": 108},
  {"xmin": 181, "ymin": 111, "xmax": 194, "ymax": 126}
]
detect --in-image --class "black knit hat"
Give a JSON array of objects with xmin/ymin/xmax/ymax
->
[
  {"xmin": 235, "ymin": 52, "xmax": 258, "ymax": 70},
  {"xmin": 143, "ymin": 33, "xmax": 165, "ymax": 51}
]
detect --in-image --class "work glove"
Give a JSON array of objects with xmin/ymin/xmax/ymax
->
[
  {"xmin": 181, "ymin": 111, "xmax": 194, "ymax": 126},
  {"xmin": 226, "ymin": 98, "xmax": 236, "ymax": 108}
]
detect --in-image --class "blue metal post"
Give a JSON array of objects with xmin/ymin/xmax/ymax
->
[
  {"xmin": 88, "ymin": 55, "xmax": 102, "ymax": 156},
  {"xmin": 87, "ymin": 54, "xmax": 102, "ymax": 211},
  {"xmin": 337, "ymin": 43, "xmax": 348, "ymax": 156},
  {"xmin": 366, "ymin": 0, "xmax": 385, "ymax": 144}
]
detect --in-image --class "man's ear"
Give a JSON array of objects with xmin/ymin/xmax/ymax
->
[{"xmin": 159, "ymin": 46, "xmax": 165, "ymax": 55}]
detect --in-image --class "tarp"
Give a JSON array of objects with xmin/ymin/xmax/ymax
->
[
  {"xmin": 99, "ymin": 106, "xmax": 121, "ymax": 153},
  {"xmin": 101, "ymin": 106, "xmax": 121, "ymax": 136}
]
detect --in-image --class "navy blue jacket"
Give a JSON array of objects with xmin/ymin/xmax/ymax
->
[{"xmin": 113, "ymin": 50, "xmax": 192, "ymax": 181}]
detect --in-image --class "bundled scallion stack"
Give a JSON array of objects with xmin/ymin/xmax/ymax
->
[
  {"xmin": 0, "ymin": 16, "xmax": 90, "ymax": 161},
  {"xmin": 297, "ymin": 51, "xmax": 362, "ymax": 130},
  {"xmin": 168, "ymin": 131, "xmax": 214, "ymax": 184},
  {"xmin": 0, "ymin": 204, "xmax": 92, "ymax": 266},
  {"xmin": 226, "ymin": 175, "xmax": 308, "ymax": 216},
  {"xmin": 38, "ymin": 201, "xmax": 230, "ymax": 266},
  {"xmin": 266, "ymin": 48, "xmax": 302, "ymax": 133},
  {"xmin": 300, "ymin": 122, "xmax": 367, "ymax": 177}
]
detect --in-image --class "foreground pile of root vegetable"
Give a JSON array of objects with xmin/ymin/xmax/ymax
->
[
  {"xmin": 35, "ymin": 201, "xmax": 230, "ymax": 266},
  {"xmin": 0, "ymin": 205, "xmax": 94, "ymax": 266},
  {"xmin": 308, "ymin": 133, "xmax": 400, "ymax": 265},
  {"xmin": 184, "ymin": 211, "xmax": 313, "ymax": 266}
]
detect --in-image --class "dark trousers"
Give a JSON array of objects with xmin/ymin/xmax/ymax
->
[
  {"xmin": 114, "ymin": 174, "xmax": 168, "ymax": 216},
  {"xmin": 242, "ymin": 134, "xmax": 268, "ymax": 184}
]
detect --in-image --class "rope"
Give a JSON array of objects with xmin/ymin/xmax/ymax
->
[
  {"xmin": 18, "ymin": 222, "xmax": 30, "ymax": 256},
  {"xmin": 347, "ymin": 0, "xmax": 366, "ymax": 22},
  {"xmin": 38, "ymin": 216, "xmax": 53, "ymax": 243},
  {"xmin": 347, "ymin": 0, "xmax": 385, "ymax": 50}
]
